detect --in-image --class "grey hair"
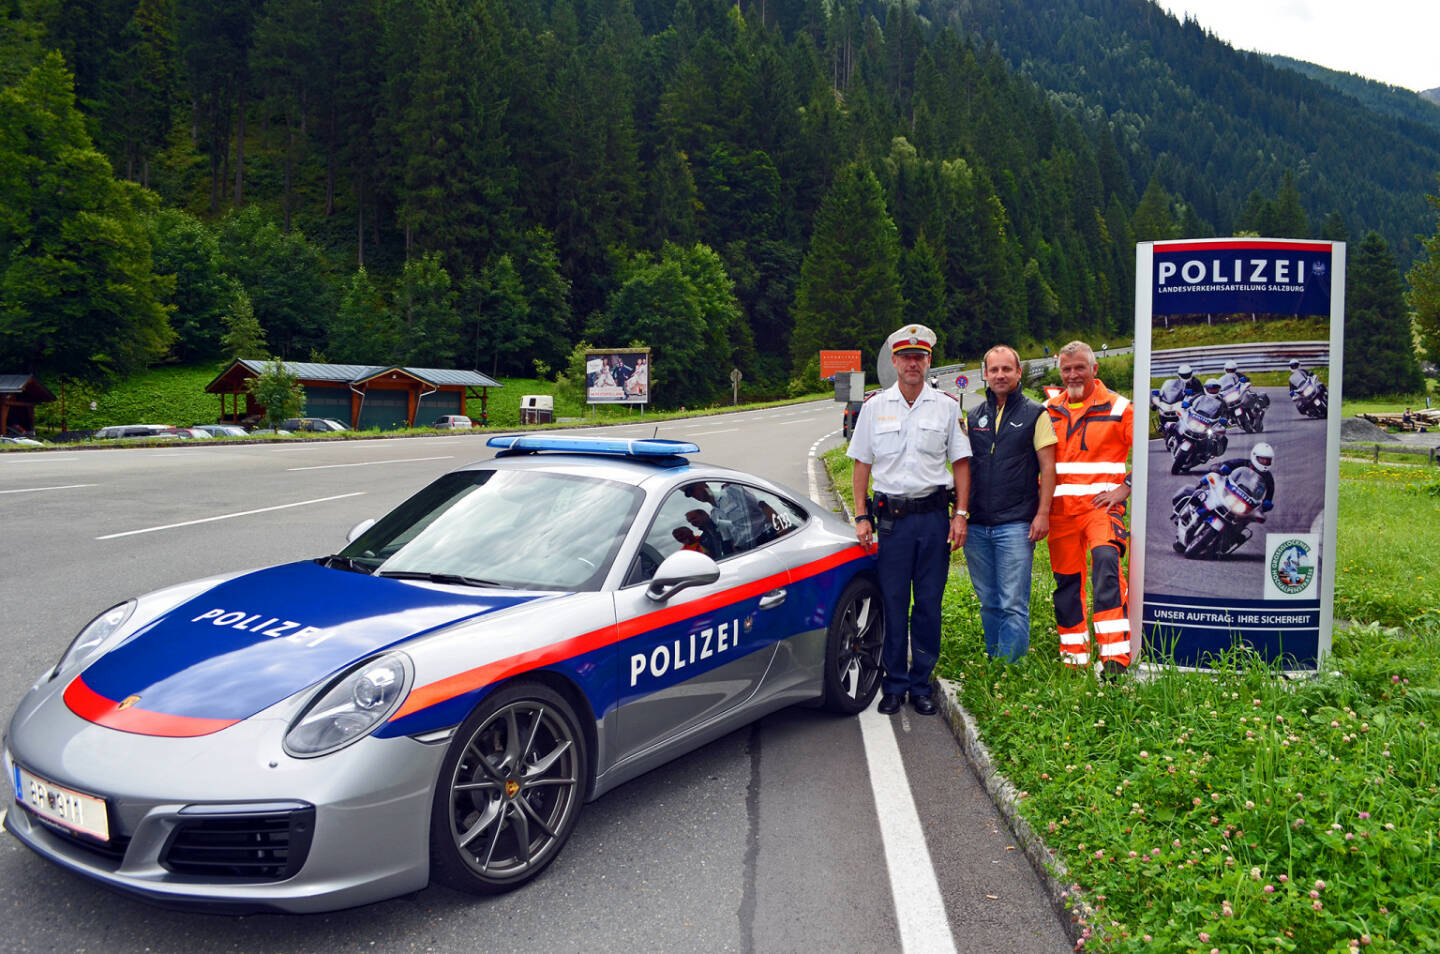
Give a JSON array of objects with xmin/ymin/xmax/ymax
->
[{"xmin": 1059, "ymin": 340, "xmax": 1096, "ymax": 364}]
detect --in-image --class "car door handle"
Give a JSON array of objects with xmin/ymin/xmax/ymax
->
[{"xmin": 758, "ymin": 589, "xmax": 787, "ymax": 609}]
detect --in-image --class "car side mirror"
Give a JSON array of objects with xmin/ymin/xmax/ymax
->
[
  {"xmin": 646, "ymin": 550, "xmax": 720, "ymax": 602},
  {"xmin": 346, "ymin": 518, "xmax": 376, "ymax": 543}
]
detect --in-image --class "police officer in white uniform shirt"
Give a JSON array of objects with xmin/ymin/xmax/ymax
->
[{"xmin": 847, "ymin": 324, "xmax": 972, "ymax": 715}]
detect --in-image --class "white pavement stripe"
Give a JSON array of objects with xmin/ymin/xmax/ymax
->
[
  {"xmin": 96, "ymin": 492, "xmax": 366, "ymax": 540},
  {"xmin": 287, "ymin": 455, "xmax": 454, "ymax": 472},
  {"xmin": 683, "ymin": 427, "xmax": 740, "ymax": 436},
  {"xmin": 812, "ymin": 432, "xmax": 956, "ymax": 953},
  {"xmin": 0, "ymin": 483, "xmax": 97, "ymax": 495},
  {"xmin": 860, "ymin": 707, "xmax": 959, "ymax": 954}
]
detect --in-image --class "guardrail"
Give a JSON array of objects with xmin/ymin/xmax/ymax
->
[{"xmin": 1148, "ymin": 341, "xmax": 1328, "ymax": 378}]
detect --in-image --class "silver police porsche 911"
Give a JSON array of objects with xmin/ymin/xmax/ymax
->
[{"xmin": 4, "ymin": 436, "xmax": 883, "ymax": 912}]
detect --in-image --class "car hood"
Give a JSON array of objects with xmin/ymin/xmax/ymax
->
[{"xmin": 65, "ymin": 561, "xmax": 544, "ymax": 737}]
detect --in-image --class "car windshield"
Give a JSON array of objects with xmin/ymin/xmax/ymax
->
[{"xmin": 337, "ymin": 469, "xmax": 643, "ymax": 591}]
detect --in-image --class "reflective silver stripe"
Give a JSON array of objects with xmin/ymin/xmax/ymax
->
[
  {"xmin": 1059, "ymin": 632, "xmax": 1089, "ymax": 646},
  {"xmin": 1054, "ymin": 483, "xmax": 1119, "ymax": 496},
  {"xmin": 1055, "ymin": 462, "xmax": 1128, "ymax": 474},
  {"xmin": 1113, "ymin": 396, "xmax": 1130, "ymax": 415},
  {"xmin": 1099, "ymin": 640, "xmax": 1132, "ymax": 656},
  {"xmin": 1094, "ymin": 619, "xmax": 1131, "ymax": 634},
  {"xmin": 1061, "ymin": 652, "xmax": 1090, "ymax": 665}
]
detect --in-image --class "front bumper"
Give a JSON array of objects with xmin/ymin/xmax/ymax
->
[{"xmin": 5, "ymin": 685, "xmax": 450, "ymax": 913}]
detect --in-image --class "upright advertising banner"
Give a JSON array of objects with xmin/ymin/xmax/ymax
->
[
  {"xmin": 1131, "ymin": 239, "xmax": 1345, "ymax": 669},
  {"xmin": 585, "ymin": 348, "xmax": 650, "ymax": 405}
]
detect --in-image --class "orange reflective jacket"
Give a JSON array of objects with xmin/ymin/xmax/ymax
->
[{"xmin": 1046, "ymin": 380, "xmax": 1133, "ymax": 518}]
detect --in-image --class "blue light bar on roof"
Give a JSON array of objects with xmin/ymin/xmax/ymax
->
[{"xmin": 486, "ymin": 435, "xmax": 700, "ymax": 456}]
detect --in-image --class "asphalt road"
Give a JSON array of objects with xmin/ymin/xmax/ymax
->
[
  {"xmin": 1142, "ymin": 386, "xmax": 1328, "ymax": 598},
  {"xmin": 0, "ymin": 402, "xmax": 1070, "ymax": 954}
]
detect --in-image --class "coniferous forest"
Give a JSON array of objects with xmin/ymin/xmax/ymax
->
[{"xmin": 2, "ymin": 0, "xmax": 1438, "ymax": 407}]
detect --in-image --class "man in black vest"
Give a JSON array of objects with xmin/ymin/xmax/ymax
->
[{"xmin": 963, "ymin": 345, "xmax": 1057, "ymax": 661}]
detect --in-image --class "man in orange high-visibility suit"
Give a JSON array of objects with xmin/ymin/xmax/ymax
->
[{"xmin": 1045, "ymin": 341, "xmax": 1134, "ymax": 676}]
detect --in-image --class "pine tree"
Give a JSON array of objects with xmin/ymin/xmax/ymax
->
[
  {"xmin": 330, "ymin": 267, "xmax": 397, "ymax": 364},
  {"xmin": 0, "ymin": 53, "xmax": 174, "ymax": 382},
  {"xmin": 791, "ymin": 164, "xmax": 902, "ymax": 379},
  {"xmin": 1344, "ymin": 231, "xmax": 1423, "ymax": 398},
  {"xmin": 1406, "ymin": 181, "xmax": 1440, "ymax": 368},
  {"xmin": 394, "ymin": 252, "xmax": 460, "ymax": 368}
]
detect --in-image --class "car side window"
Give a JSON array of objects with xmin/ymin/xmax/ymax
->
[
  {"xmin": 745, "ymin": 486, "xmax": 806, "ymax": 546},
  {"xmin": 625, "ymin": 481, "xmax": 808, "ymax": 586}
]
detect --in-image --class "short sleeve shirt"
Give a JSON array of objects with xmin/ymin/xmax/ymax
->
[{"xmin": 847, "ymin": 384, "xmax": 972, "ymax": 495}]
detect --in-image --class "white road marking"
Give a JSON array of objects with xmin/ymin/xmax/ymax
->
[
  {"xmin": 287, "ymin": 455, "xmax": 454, "ymax": 472},
  {"xmin": 1, "ymin": 456, "xmax": 80, "ymax": 463},
  {"xmin": 96, "ymin": 492, "xmax": 366, "ymax": 540},
  {"xmin": 683, "ymin": 427, "xmax": 740, "ymax": 436},
  {"xmin": 810, "ymin": 430, "xmax": 956, "ymax": 952},
  {"xmin": 860, "ymin": 707, "xmax": 959, "ymax": 953},
  {"xmin": 0, "ymin": 483, "xmax": 97, "ymax": 495}
]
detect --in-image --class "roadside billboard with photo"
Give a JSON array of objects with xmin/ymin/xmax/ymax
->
[
  {"xmin": 586, "ymin": 348, "xmax": 650, "ymax": 405},
  {"xmin": 1130, "ymin": 238, "xmax": 1345, "ymax": 669}
]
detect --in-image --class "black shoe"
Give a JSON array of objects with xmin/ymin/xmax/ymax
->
[
  {"xmin": 1101, "ymin": 660, "xmax": 1128, "ymax": 683},
  {"xmin": 877, "ymin": 693, "xmax": 903, "ymax": 714},
  {"xmin": 910, "ymin": 695, "xmax": 938, "ymax": 716}
]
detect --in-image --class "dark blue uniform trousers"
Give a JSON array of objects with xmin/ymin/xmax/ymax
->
[{"xmin": 876, "ymin": 508, "xmax": 948, "ymax": 699}]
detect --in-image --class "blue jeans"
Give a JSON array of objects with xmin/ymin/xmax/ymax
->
[
  {"xmin": 876, "ymin": 509, "xmax": 949, "ymax": 698},
  {"xmin": 963, "ymin": 521, "xmax": 1035, "ymax": 662}
]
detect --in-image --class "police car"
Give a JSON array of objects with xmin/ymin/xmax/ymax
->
[{"xmin": 4, "ymin": 436, "xmax": 881, "ymax": 912}]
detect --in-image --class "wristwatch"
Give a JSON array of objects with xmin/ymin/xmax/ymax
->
[
  {"xmin": 954, "ymin": 509, "xmax": 969, "ymax": 519},
  {"xmin": 855, "ymin": 514, "xmax": 873, "ymax": 525},
  {"xmin": 1123, "ymin": 473, "xmax": 1133, "ymax": 487}
]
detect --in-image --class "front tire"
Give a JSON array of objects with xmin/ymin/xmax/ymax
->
[
  {"xmin": 430, "ymin": 682, "xmax": 588, "ymax": 894},
  {"xmin": 822, "ymin": 577, "xmax": 884, "ymax": 714}
]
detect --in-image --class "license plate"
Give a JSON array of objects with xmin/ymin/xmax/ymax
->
[
  {"xmin": 1208, "ymin": 515, "xmax": 1225, "ymax": 531},
  {"xmin": 14, "ymin": 765, "xmax": 110, "ymax": 841}
]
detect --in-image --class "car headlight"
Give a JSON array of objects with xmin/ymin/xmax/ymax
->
[
  {"xmin": 284, "ymin": 653, "xmax": 412, "ymax": 758},
  {"xmin": 50, "ymin": 601, "xmax": 136, "ymax": 680}
]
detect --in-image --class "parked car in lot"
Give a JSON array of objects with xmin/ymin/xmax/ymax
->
[
  {"xmin": 0, "ymin": 435, "xmax": 45, "ymax": 446},
  {"xmin": 280, "ymin": 417, "xmax": 349, "ymax": 433},
  {"xmin": 192, "ymin": 424, "xmax": 249, "ymax": 438},
  {"xmin": 3, "ymin": 436, "xmax": 881, "ymax": 912},
  {"xmin": 248, "ymin": 427, "xmax": 293, "ymax": 437},
  {"xmin": 430, "ymin": 414, "xmax": 473, "ymax": 430},
  {"xmin": 164, "ymin": 427, "xmax": 214, "ymax": 439},
  {"xmin": 92, "ymin": 424, "xmax": 173, "ymax": 440}
]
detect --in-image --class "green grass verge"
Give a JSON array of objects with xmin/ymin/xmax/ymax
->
[{"xmin": 823, "ymin": 448, "xmax": 1440, "ymax": 952}]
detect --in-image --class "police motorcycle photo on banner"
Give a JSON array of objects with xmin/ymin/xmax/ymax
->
[
  {"xmin": 1130, "ymin": 238, "xmax": 1345, "ymax": 669},
  {"xmin": 585, "ymin": 347, "xmax": 650, "ymax": 404}
]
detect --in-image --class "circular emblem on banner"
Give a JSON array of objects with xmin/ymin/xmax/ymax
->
[
  {"xmin": 1269, "ymin": 539, "xmax": 1315, "ymax": 595},
  {"xmin": 955, "ymin": 374, "xmax": 968, "ymax": 389}
]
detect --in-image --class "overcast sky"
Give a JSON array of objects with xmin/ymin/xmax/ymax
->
[{"xmin": 1154, "ymin": 0, "xmax": 1440, "ymax": 93}]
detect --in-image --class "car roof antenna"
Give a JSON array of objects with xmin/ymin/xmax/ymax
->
[{"xmin": 653, "ymin": 426, "xmax": 659, "ymax": 438}]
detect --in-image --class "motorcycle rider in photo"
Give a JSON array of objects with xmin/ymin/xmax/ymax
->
[
  {"xmin": 1173, "ymin": 442, "xmax": 1276, "ymax": 512},
  {"xmin": 1170, "ymin": 442, "xmax": 1276, "ymax": 558},
  {"xmin": 1165, "ymin": 379, "xmax": 1229, "ymax": 473}
]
